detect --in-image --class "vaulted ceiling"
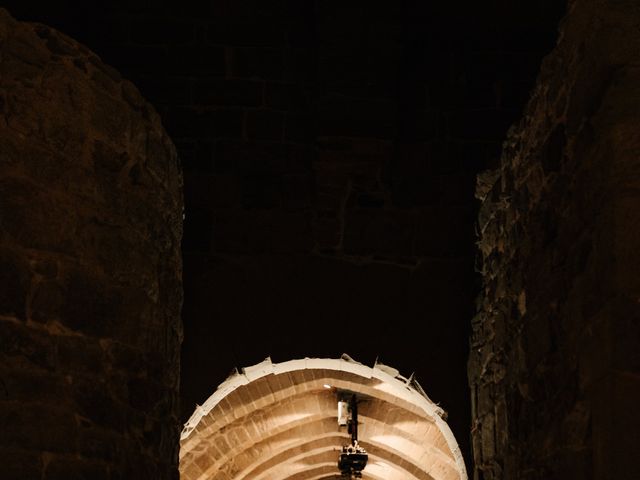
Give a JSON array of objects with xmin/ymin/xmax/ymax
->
[{"xmin": 180, "ymin": 356, "xmax": 466, "ymax": 480}]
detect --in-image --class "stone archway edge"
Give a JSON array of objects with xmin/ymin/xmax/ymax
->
[{"xmin": 181, "ymin": 354, "xmax": 467, "ymax": 479}]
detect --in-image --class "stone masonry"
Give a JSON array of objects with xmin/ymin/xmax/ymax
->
[
  {"xmin": 0, "ymin": 9, "xmax": 183, "ymax": 480},
  {"xmin": 469, "ymin": 0, "xmax": 640, "ymax": 478}
]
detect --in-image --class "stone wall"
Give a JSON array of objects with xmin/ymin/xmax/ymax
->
[
  {"xmin": 0, "ymin": 10, "xmax": 183, "ymax": 479},
  {"xmin": 469, "ymin": 0, "xmax": 640, "ymax": 478}
]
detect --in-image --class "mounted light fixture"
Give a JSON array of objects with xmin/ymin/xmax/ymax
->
[{"xmin": 337, "ymin": 393, "xmax": 368, "ymax": 478}]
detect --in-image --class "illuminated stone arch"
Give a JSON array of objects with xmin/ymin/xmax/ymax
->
[{"xmin": 180, "ymin": 355, "xmax": 467, "ymax": 480}]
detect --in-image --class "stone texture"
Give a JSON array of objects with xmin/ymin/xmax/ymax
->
[
  {"xmin": 0, "ymin": 9, "xmax": 183, "ymax": 480},
  {"xmin": 469, "ymin": 0, "xmax": 640, "ymax": 478},
  {"xmin": 179, "ymin": 358, "xmax": 465, "ymax": 480}
]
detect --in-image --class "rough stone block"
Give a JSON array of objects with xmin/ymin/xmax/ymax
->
[
  {"xmin": 0, "ymin": 447, "xmax": 42, "ymax": 480},
  {"xmin": 0, "ymin": 248, "xmax": 30, "ymax": 320},
  {"xmin": 0, "ymin": 402, "xmax": 77, "ymax": 453},
  {"xmin": 44, "ymin": 457, "xmax": 109, "ymax": 480},
  {"xmin": 0, "ymin": 10, "xmax": 183, "ymax": 478},
  {"xmin": 0, "ymin": 320, "xmax": 56, "ymax": 371}
]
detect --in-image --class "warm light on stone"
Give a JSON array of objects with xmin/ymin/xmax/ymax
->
[{"xmin": 180, "ymin": 355, "xmax": 467, "ymax": 480}]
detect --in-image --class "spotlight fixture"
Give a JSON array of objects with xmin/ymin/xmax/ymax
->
[
  {"xmin": 338, "ymin": 399, "xmax": 349, "ymax": 426},
  {"xmin": 337, "ymin": 394, "xmax": 368, "ymax": 478}
]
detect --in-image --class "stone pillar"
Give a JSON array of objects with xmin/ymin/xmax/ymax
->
[
  {"xmin": 0, "ymin": 9, "xmax": 183, "ymax": 480},
  {"xmin": 469, "ymin": 0, "xmax": 640, "ymax": 478}
]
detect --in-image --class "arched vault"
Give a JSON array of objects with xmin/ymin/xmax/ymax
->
[{"xmin": 180, "ymin": 355, "xmax": 467, "ymax": 480}]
